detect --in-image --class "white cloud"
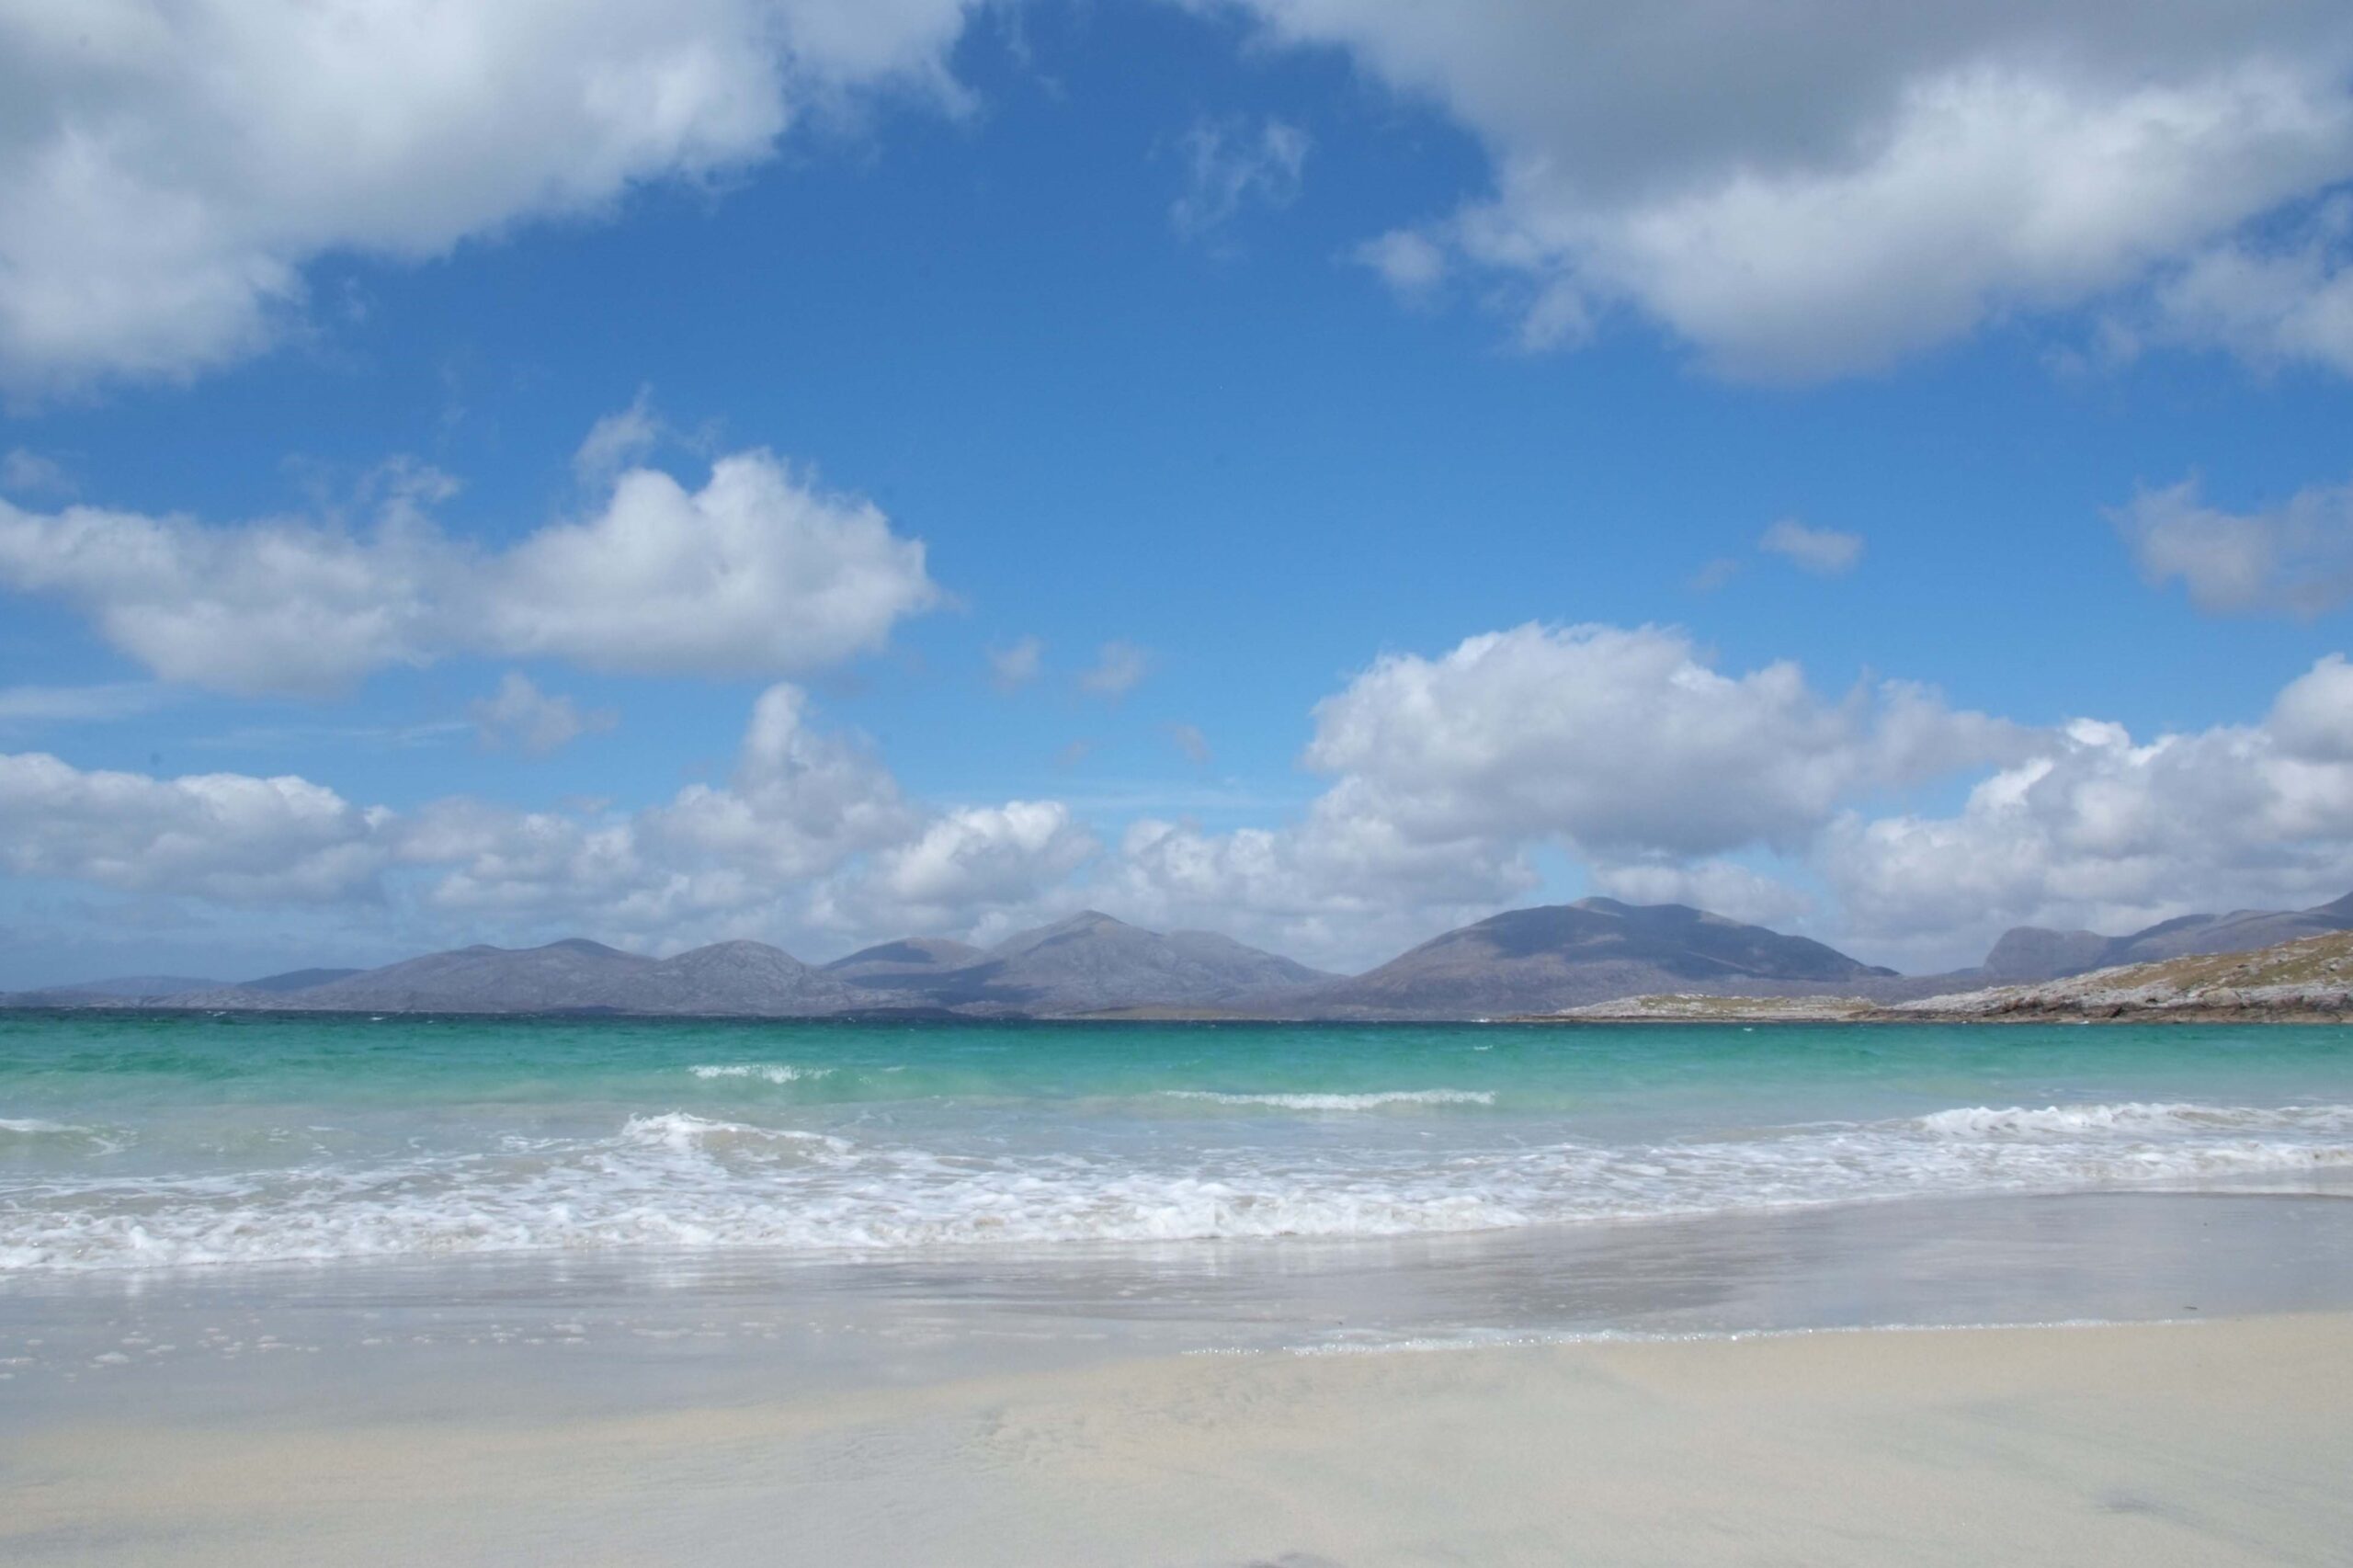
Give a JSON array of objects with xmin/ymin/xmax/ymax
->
[
  {"xmin": 2268, "ymin": 653, "xmax": 2353, "ymax": 761},
  {"xmin": 1300, "ymin": 623, "xmax": 2018, "ymax": 859},
  {"xmin": 469, "ymin": 673, "xmax": 617, "ymax": 757},
  {"xmin": 1079, "ymin": 640, "xmax": 1151, "ymax": 698},
  {"xmin": 2113, "ymin": 474, "xmax": 2353, "ymax": 616},
  {"xmin": 0, "ymin": 0, "xmax": 984, "ymax": 395},
  {"xmin": 1353, "ymin": 229, "xmax": 1446, "ymax": 292},
  {"xmin": 0, "ymin": 751, "xmax": 389, "ymax": 903},
  {"xmin": 483, "ymin": 451, "xmax": 938, "ymax": 677},
  {"xmin": 2149, "ymin": 197, "xmax": 2353, "ymax": 373},
  {"xmin": 17, "ymin": 625, "xmax": 2353, "ymax": 981},
  {"xmin": 986, "ymin": 634, "xmax": 1044, "ymax": 690},
  {"xmin": 0, "ymin": 447, "xmax": 938, "ymax": 694},
  {"xmin": 1759, "ymin": 519, "xmax": 1863, "ymax": 576},
  {"xmin": 1095, "ymin": 621, "xmax": 2018, "ymax": 970},
  {"xmin": 572, "ymin": 387, "xmax": 665, "ymax": 482},
  {"xmin": 1819, "ymin": 672, "xmax": 2353, "ymax": 968},
  {"xmin": 1227, "ymin": 4, "xmax": 2353, "ymax": 378},
  {"xmin": 1167, "ymin": 722, "xmax": 1212, "ymax": 765},
  {"xmin": 853, "ymin": 801, "xmax": 1098, "ymax": 917},
  {"xmin": 1169, "ymin": 115, "xmax": 1310, "ymax": 240}
]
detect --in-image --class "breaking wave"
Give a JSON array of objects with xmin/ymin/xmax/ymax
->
[
  {"xmin": 687, "ymin": 1064, "xmax": 832, "ymax": 1084},
  {"xmin": 5, "ymin": 1098, "xmax": 2349, "ymax": 1273}
]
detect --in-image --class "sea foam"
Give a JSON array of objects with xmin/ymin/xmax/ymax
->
[
  {"xmin": 1161, "ymin": 1089, "xmax": 1496, "ymax": 1110},
  {"xmin": 688, "ymin": 1064, "xmax": 832, "ymax": 1084},
  {"xmin": 5, "ymin": 1098, "xmax": 2350, "ymax": 1273}
]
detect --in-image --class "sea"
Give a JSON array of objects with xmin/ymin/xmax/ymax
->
[{"xmin": 5, "ymin": 1011, "xmax": 2353, "ymax": 1407}]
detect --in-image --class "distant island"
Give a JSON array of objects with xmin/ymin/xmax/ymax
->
[{"xmin": 12, "ymin": 889, "xmax": 2353, "ymax": 1022}]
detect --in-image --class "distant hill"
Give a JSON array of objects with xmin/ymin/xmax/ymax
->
[
  {"xmin": 822, "ymin": 937, "xmax": 985, "ymax": 986},
  {"xmin": 0, "ymin": 973, "xmax": 219, "ymax": 1006},
  {"xmin": 1298, "ymin": 899, "xmax": 1895, "ymax": 1018},
  {"xmin": 825, "ymin": 912, "xmax": 1336, "ymax": 1013},
  {"xmin": 1979, "ymin": 892, "xmax": 2353, "ymax": 982},
  {"xmin": 31, "ymin": 891, "xmax": 2353, "ymax": 1021},
  {"xmin": 240, "ymin": 967, "xmax": 365, "ymax": 994},
  {"xmin": 167, "ymin": 937, "xmax": 892, "ymax": 1017}
]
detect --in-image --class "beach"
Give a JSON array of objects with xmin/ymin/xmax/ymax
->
[
  {"xmin": 6, "ymin": 1013, "xmax": 2353, "ymax": 1562},
  {"xmin": 6, "ymin": 1310, "xmax": 2348, "ymax": 1566}
]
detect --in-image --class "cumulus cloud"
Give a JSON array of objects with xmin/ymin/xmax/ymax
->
[
  {"xmin": 0, "ymin": 448, "xmax": 938, "ymax": 694},
  {"xmin": 1819, "ymin": 667, "xmax": 2353, "ymax": 967},
  {"xmin": 2113, "ymin": 474, "xmax": 2353, "ymax": 616},
  {"xmin": 841, "ymin": 801, "xmax": 1099, "ymax": 928},
  {"xmin": 0, "ymin": 751, "xmax": 390, "ymax": 903},
  {"xmin": 16, "ymin": 623, "xmax": 2353, "ymax": 978},
  {"xmin": 1759, "ymin": 519, "xmax": 1863, "ymax": 576},
  {"xmin": 1095, "ymin": 622, "xmax": 2020, "ymax": 970},
  {"xmin": 1227, "ymin": 3, "xmax": 2353, "ymax": 378},
  {"xmin": 1169, "ymin": 115, "xmax": 1310, "ymax": 240},
  {"xmin": 2268, "ymin": 653, "xmax": 2353, "ymax": 761},
  {"xmin": 1300, "ymin": 623, "xmax": 2019, "ymax": 859},
  {"xmin": 1079, "ymin": 640, "xmax": 1152, "ymax": 698},
  {"xmin": 0, "ymin": 677, "xmax": 1092, "ymax": 957},
  {"xmin": 0, "ymin": 0, "xmax": 983, "ymax": 395},
  {"xmin": 469, "ymin": 673, "xmax": 617, "ymax": 757}
]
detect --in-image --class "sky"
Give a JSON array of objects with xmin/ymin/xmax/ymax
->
[{"xmin": 6, "ymin": 1, "xmax": 2353, "ymax": 985}]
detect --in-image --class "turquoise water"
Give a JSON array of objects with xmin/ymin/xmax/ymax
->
[{"xmin": 5, "ymin": 1012, "xmax": 2352, "ymax": 1271}]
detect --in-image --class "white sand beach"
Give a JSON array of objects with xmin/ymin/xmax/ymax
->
[{"xmin": 7, "ymin": 1312, "xmax": 2348, "ymax": 1568}]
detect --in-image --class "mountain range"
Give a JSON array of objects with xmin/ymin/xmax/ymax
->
[{"xmin": 9, "ymin": 891, "xmax": 2351, "ymax": 1020}]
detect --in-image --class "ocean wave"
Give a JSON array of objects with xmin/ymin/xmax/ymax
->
[
  {"xmin": 6, "ymin": 1099, "xmax": 2351, "ymax": 1272},
  {"xmin": 0, "ymin": 1118, "xmax": 128, "ymax": 1153},
  {"xmin": 619, "ymin": 1112, "xmax": 852, "ymax": 1156},
  {"xmin": 1160, "ymin": 1089, "xmax": 1496, "ymax": 1110},
  {"xmin": 687, "ymin": 1063, "xmax": 832, "ymax": 1084},
  {"xmin": 1915, "ymin": 1102, "xmax": 2353, "ymax": 1138}
]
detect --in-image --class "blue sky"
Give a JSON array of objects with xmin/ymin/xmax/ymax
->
[{"xmin": 6, "ymin": 2, "xmax": 2353, "ymax": 984}]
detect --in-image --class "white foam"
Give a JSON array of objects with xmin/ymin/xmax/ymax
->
[
  {"xmin": 688, "ymin": 1064, "xmax": 832, "ymax": 1084},
  {"xmin": 1915, "ymin": 1102, "xmax": 2353, "ymax": 1137},
  {"xmin": 619, "ymin": 1113, "xmax": 851, "ymax": 1155},
  {"xmin": 1161, "ymin": 1089, "xmax": 1496, "ymax": 1110},
  {"xmin": 5, "ymin": 1100, "xmax": 2351, "ymax": 1273}
]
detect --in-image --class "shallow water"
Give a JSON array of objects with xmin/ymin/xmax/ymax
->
[{"xmin": 4, "ymin": 1013, "xmax": 2352, "ymax": 1271}]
